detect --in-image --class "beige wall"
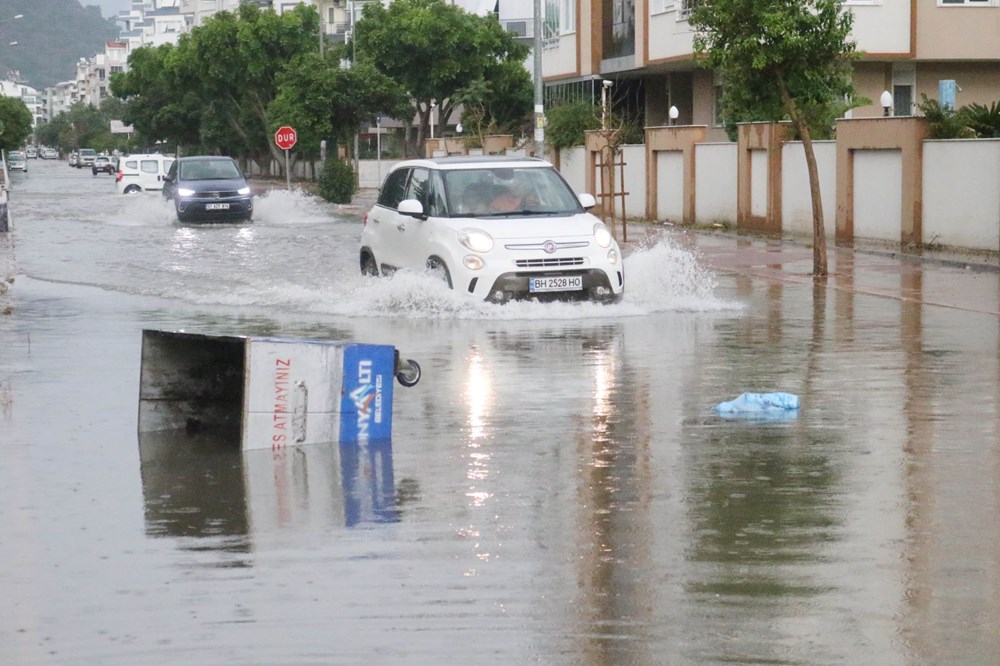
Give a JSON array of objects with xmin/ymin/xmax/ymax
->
[
  {"xmin": 852, "ymin": 62, "xmax": 893, "ymax": 118},
  {"xmin": 917, "ymin": 0, "xmax": 1000, "ymax": 60},
  {"xmin": 849, "ymin": 2, "xmax": 912, "ymax": 55},
  {"xmin": 916, "ymin": 63, "xmax": 1000, "ymax": 109}
]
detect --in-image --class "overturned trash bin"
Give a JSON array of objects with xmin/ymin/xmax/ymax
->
[{"xmin": 138, "ymin": 329, "xmax": 420, "ymax": 451}]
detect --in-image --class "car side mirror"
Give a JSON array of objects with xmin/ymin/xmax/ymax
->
[
  {"xmin": 397, "ymin": 199, "xmax": 425, "ymax": 218},
  {"xmin": 578, "ymin": 193, "xmax": 597, "ymax": 209}
]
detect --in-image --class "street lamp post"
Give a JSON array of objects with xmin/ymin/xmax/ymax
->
[{"xmin": 880, "ymin": 90, "xmax": 893, "ymax": 117}]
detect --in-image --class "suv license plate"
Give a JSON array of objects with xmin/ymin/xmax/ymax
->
[
  {"xmin": 529, "ymin": 276, "xmax": 583, "ymax": 293},
  {"xmin": 205, "ymin": 203, "xmax": 230, "ymax": 210}
]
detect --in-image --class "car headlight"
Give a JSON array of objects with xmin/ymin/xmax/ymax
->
[
  {"xmin": 238, "ymin": 186, "xmax": 251, "ymax": 195},
  {"xmin": 594, "ymin": 223, "xmax": 613, "ymax": 248},
  {"xmin": 177, "ymin": 188, "xmax": 196, "ymax": 197},
  {"xmin": 459, "ymin": 229, "xmax": 494, "ymax": 253}
]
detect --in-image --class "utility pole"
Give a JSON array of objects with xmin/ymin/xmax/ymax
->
[
  {"xmin": 532, "ymin": 0, "xmax": 544, "ymax": 158},
  {"xmin": 318, "ymin": 2, "xmax": 324, "ymax": 56}
]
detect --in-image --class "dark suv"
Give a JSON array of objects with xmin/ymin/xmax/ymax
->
[{"xmin": 162, "ymin": 156, "xmax": 253, "ymax": 223}]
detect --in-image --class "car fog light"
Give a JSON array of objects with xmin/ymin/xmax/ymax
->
[
  {"xmin": 595, "ymin": 286, "xmax": 609, "ymax": 296},
  {"xmin": 463, "ymin": 255, "xmax": 484, "ymax": 271},
  {"xmin": 490, "ymin": 290, "xmax": 509, "ymax": 303},
  {"xmin": 607, "ymin": 248, "xmax": 619, "ymax": 264}
]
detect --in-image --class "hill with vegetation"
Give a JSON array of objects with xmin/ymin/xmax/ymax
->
[{"xmin": 0, "ymin": 0, "xmax": 118, "ymax": 89}]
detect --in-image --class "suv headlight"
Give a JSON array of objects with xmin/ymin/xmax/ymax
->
[
  {"xmin": 177, "ymin": 187, "xmax": 196, "ymax": 197},
  {"xmin": 238, "ymin": 186, "xmax": 251, "ymax": 195},
  {"xmin": 594, "ymin": 223, "xmax": 613, "ymax": 248},
  {"xmin": 459, "ymin": 229, "xmax": 494, "ymax": 253}
]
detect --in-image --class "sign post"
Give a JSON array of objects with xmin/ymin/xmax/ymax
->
[
  {"xmin": 376, "ymin": 115, "xmax": 382, "ymax": 185},
  {"xmin": 274, "ymin": 126, "xmax": 298, "ymax": 190}
]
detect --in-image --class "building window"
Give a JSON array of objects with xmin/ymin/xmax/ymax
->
[
  {"xmin": 713, "ymin": 84, "xmax": 724, "ymax": 127},
  {"xmin": 677, "ymin": 0, "xmax": 701, "ymax": 20},
  {"xmin": 559, "ymin": 0, "xmax": 575, "ymax": 34},
  {"xmin": 939, "ymin": 0, "xmax": 994, "ymax": 5},
  {"xmin": 651, "ymin": 0, "xmax": 669, "ymax": 14}
]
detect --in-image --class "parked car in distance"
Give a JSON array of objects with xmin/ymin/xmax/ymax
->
[
  {"xmin": 162, "ymin": 156, "xmax": 253, "ymax": 223},
  {"xmin": 359, "ymin": 156, "xmax": 624, "ymax": 303},
  {"xmin": 76, "ymin": 148, "xmax": 98, "ymax": 169},
  {"xmin": 115, "ymin": 153, "xmax": 175, "ymax": 194},
  {"xmin": 25, "ymin": 146, "xmax": 37, "ymax": 159},
  {"xmin": 92, "ymin": 156, "xmax": 115, "ymax": 175},
  {"xmin": 8, "ymin": 152, "xmax": 27, "ymax": 172},
  {"xmin": 40, "ymin": 148, "xmax": 57, "ymax": 159}
]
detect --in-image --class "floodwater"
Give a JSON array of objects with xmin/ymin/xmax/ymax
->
[{"xmin": 1, "ymin": 159, "xmax": 998, "ymax": 664}]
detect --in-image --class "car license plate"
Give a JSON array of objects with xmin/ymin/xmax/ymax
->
[
  {"xmin": 205, "ymin": 203, "xmax": 230, "ymax": 210},
  {"xmin": 529, "ymin": 276, "xmax": 583, "ymax": 293}
]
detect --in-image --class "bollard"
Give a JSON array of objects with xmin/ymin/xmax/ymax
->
[{"xmin": 137, "ymin": 330, "xmax": 420, "ymax": 451}]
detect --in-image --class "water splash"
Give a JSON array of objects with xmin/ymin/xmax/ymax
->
[{"xmin": 253, "ymin": 188, "xmax": 342, "ymax": 225}]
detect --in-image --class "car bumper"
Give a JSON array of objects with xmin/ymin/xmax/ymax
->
[
  {"xmin": 479, "ymin": 267, "xmax": 624, "ymax": 303},
  {"xmin": 449, "ymin": 247, "xmax": 625, "ymax": 303},
  {"xmin": 175, "ymin": 197, "xmax": 253, "ymax": 220}
]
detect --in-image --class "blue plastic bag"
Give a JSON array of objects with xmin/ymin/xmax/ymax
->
[{"xmin": 713, "ymin": 392, "xmax": 799, "ymax": 420}]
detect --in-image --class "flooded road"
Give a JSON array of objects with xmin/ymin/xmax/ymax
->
[{"xmin": 1, "ymin": 159, "xmax": 998, "ymax": 664}]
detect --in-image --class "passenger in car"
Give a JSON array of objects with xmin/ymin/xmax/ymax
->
[{"xmin": 459, "ymin": 182, "xmax": 494, "ymax": 215}]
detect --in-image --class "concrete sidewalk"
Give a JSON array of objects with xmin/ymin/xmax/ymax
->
[{"xmin": 635, "ymin": 224, "xmax": 1000, "ymax": 317}]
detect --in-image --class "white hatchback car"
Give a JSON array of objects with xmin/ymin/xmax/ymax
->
[{"xmin": 360, "ymin": 157, "xmax": 624, "ymax": 303}]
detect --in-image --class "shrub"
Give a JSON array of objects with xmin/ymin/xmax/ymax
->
[
  {"xmin": 917, "ymin": 94, "xmax": 976, "ymax": 139},
  {"xmin": 545, "ymin": 101, "xmax": 601, "ymax": 149},
  {"xmin": 960, "ymin": 101, "xmax": 1000, "ymax": 139},
  {"xmin": 318, "ymin": 158, "xmax": 356, "ymax": 204}
]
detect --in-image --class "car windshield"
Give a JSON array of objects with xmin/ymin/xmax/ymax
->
[
  {"xmin": 80, "ymin": 149, "xmax": 97, "ymax": 156},
  {"xmin": 179, "ymin": 159, "xmax": 241, "ymax": 181},
  {"xmin": 443, "ymin": 166, "xmax": 583, "ymax": 218}
]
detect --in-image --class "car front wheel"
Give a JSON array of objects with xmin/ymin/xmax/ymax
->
[
  {"xmin": 425, "ymin": 256, "xmax": 452, "ymax": 289},
  {"xmin": 360, "ymin": 253, "xmax": 379, "ymax": 277}
]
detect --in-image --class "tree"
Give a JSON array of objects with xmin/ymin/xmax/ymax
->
[
  {"xmin": 355, "ymin": 0, "xmax": 530, "ymax": 155},
  {"xmin": 110, "ymin": 43, "xmax": 203, "ymax": 151},
  {"xmin": 690, "ymin": 0, "xmax": 860, "ymax": 277},
  {"xmin": 270, "ymin": 51, "xmax": 410, "ymax": 160},
  {"xmin": 0, "ymin": 97, "xmax": 31, "ymax": 153},
  {"xmin": 177, "ymin": 3, "xmax": 319, "ymax": 166},
  {"xmin": 113, "ymin": 4, "xmax": 319, "ymax": 167}
]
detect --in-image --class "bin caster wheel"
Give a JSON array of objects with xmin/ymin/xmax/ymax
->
[{"xmin": 396, "ymin": 359, "xmax": 421, "ymax": 387}]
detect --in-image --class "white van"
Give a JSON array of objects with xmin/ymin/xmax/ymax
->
[{"xmin": 116, "ymin": 154, "xmax": 175, "ymax": 194}]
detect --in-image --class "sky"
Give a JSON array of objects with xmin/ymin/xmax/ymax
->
[{"xmin": 83, "ymin": 0, "xmax": 131, "ymax": 18}]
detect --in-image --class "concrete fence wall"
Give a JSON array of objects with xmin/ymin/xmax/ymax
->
[
  {"xmin": 551, "ymin": 124, "xmax": 1000, "ymax": 254},
  {"xmin": 781, "ymin": 141, "xmax": 837, "ymax": 238},
  {"xmin": 923, "ymin": 139, "xmax": 1000, "ymax": 252}
]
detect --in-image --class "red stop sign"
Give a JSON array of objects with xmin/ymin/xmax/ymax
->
[{"xmin": 275, "ymin": 125, "xmax": 297, "ymax": 150}]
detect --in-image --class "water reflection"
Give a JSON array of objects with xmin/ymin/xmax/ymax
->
[
  {"xmin": 138, "ymin": 432, "xmax": 401, "ymax": 555},
  {"xmin": 573, "ymin": 331, "xmax": 658, "ymax": 664}
]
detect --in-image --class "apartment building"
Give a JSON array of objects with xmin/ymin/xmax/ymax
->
[
  {"xmin": 541, "ymin": 0, "xmax": 1000, "ymax": 139},
  {"xmin": 0, "ymin": 80, "xmax": 44, "ymax": 129}
]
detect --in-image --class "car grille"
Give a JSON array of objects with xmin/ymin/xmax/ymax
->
[
  {"xmin": 204, "ymin": 190, "xmax": 242, "ymax": 198},
  {"xmin": 515, "ymin": 257, "xmax": 586, "ymax": 268}
]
